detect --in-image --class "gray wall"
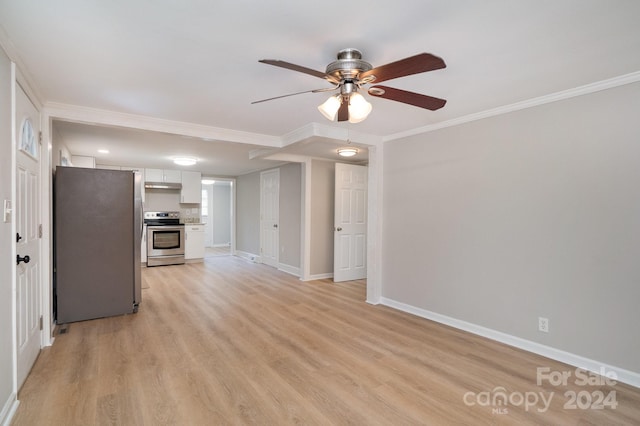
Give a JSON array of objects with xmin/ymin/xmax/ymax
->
[
  {"xmin": 236, "ymin": 171, "xmax": 260, "ymax": 255},
  {"xmin": 310, "ymin": 160, "xmax": 335, "ymax": 276},
  {"xmin": 279, "ymin": 163, "xmax": 301, "ymax": 268},
  {"xmin": 236, "ymin": 163, "xmax": 303, "ymax": 270},
  {"xmin": 144, "ymin": 189, "xmax": 181, "ymax": 211},
  {"xmin": 383, "ymin": 82, "xmax": 640, "ymax": 373},
  {"xmin": 211, "ymin": 184, "xmax": 231, "ymax": 245},
  {"xmin": 0, "ymin": 45, "xmax": 14, "ymax": 418}
]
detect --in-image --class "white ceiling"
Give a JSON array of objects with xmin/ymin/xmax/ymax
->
[{"xmin": 1, "ymin": 0, "xmax": 639, "ymax": 175}]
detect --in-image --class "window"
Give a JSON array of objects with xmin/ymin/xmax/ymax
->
[
  {"xmin": 201, "ymin": 189, "xmax": 208, "ymax": 217},
  {"xmin": 19, "ymin": 117, "xmax": 38, "ymax": 158}
]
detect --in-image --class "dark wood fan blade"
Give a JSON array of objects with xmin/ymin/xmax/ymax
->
[
  {"xmin": 259, "ymin": 59, "xmax": 334, "ymax": 81},
  {"xmin": 359, "ymin": 53, "xmax": 446, "ymax": 83},
  {"xmin": 368, "ymin": 85, "xmax": 446, "ymax": 110},
  {"xmin": 337, "ymin": 100, "xmax": 349, "ymax": 122}
]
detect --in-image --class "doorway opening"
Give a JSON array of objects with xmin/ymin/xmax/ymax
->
[{"xmin": 201, "ymin": 178, "xmax": 234, "ymax": 257}]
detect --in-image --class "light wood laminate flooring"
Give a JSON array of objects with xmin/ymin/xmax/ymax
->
[
  {"xmin": 205, "ymin": 246, "xmax": 231, "ymax": 257},
  {"xmin": 13, "ymin": 256, "xmax": 640, "ymax": 425}
]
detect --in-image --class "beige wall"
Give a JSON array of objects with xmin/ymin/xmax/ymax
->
[
  {"xmin": 236, "ymin": 171, "xmax": 260, "ymax": 255},
  {"xmin": 382, "ymin": 82, "xmax": 640, "ymax": 373},
  {"xmin": 279, "ymin": 162, "xmax": 301, "ymax": 269},
  {"xmin": 0, "ymin": 45, "xmax": 14, "ymax": 419},
  {"xmin": 310, "ymin": 160, "xmax": 335, "ymax": 276},
  {"xmin": 236, "ymin": 162, "xmax": 327, "ymax": 274},
  {"xmin": 210, "ymin": 184, "xmax": 232, "ymax": 246}
]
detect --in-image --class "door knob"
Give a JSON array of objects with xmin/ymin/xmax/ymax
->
[
  {"xmin": 336, "ymin": 227, "xmax": 342, "ymax": 232},
  {"xmin": 273, "ymin": 224, "xmax": 278, "ymax": 228},
  {"xmin": 17, "ymin": 254, "xmax": 30, "ymax": 265}
]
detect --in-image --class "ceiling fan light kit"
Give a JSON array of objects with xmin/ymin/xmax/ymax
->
[
  {"xmin": 346, "ymin": 92, "xmax": 372, "ymax": 123},
  {"xmin": 255, "ymin": 48, "xmax": 446, "ymax": 124},
  {"xmin": 318, "ymin": 92, "xmax": 372, "ymax": 123},
  {"xmin": 318, "ymin": 95, "xmax": 342, "ymax": 121}
]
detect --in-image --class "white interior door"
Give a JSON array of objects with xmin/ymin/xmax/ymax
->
[
  {"xmin": 334, "ymin": 163, "xmax": 367, "ymax": 282},
  {"xmin": 15, "ymin": 83, "xmax": 41, "ymax": 388},
  {"xmin": 260, "ymin": 169, "xmax": 279, "ymax": 267}
]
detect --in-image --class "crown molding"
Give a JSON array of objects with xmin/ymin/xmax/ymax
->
[
  {"xmin": 385, "ymin": 71, "xmax": 640, "ymax": 142},
  {"xmin": 0, "ymin": 24, "xmax": 44, "ymax": 108},
  {"xmin": 43, "ymin": 102, "xmax": 282, "ymax": 147}
]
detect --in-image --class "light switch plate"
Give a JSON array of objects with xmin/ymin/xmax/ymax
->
[{"xmin": 3, "ymin": 199, "xmax": 11, "ymax": 223}]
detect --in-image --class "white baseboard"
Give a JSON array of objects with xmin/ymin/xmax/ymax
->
[
  {"xmin": 380, "ymin": 297, "xmax": 640, "ymax": 389},
  {"xmin": 0, "ymin": 393, "xmax": 19, "ymax": 426},
  {"xmin": 278, "ymin": 263, "xmax": 300, "ymax": 277},
  {"xmin": 212, "ymin": 243, "xmax": 230, "ymax": 248},
  {"xmin": 302, "ymin": 273, "xmax": 333, "ymax": 281},
  {"xmin": 236, "ymin": 250, "xmax": 260, "ymax": 263}
]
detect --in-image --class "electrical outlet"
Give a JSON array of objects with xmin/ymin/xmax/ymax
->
[{"xmin": 538, "ymin": 317, "xmax": 549, "ymax": 333}]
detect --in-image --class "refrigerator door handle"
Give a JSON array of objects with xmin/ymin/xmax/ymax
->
[{"xmin": 140, "ymin": 204, "xmax": 144, "ymax": 238}]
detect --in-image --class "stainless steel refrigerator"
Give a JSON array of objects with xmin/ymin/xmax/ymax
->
[{"xmin": 55, "ymin": 166, "xmax": 142, "ymax": 323}]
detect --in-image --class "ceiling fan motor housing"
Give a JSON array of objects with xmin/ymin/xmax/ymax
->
[{"xmin": 325, "ymin": 48, "xmax": 372, "ymax": 81}]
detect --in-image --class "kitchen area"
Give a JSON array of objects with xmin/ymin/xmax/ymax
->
[
  {"xmin": 52, "ymin": 155, "xmax": 234, "ymax": 325},
  {"xmin": 52, "ymin": 164, "xmax": 209, "ymax": 323},
  {"xmin": 140, "ymin": 167, "xmax": 206, "ymax": 266},
  {"xmin": 72, "ymin": 158, "xmax": 213, "ymax": 266}
]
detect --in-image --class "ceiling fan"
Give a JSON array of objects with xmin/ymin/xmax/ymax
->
[{"xmin": 252, "ymin": 48, "xmax": 447, "ymax": 123}]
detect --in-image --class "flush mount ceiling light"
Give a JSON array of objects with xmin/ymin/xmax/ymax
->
[
  {"xmin": 97, "ymin": 149, "xmax": 109, "ymax": 154},
  {"xmin": 253, "ymin": 48, "xmax": 447, "ymax": 123},
  {"xmin": 173, "ymin": 157, "xmax": 197, "ymax": 166},
  {"xmin": 337, "ymin": 147, "xmax": 358, "ymax": 157},
  {"xmin": 201, "ymin": 179, "xmax": 216, "ymax": 185}
]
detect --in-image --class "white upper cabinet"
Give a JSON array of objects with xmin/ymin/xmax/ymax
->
[
  {"xmin": 71, "ymin": 155, "xmax": 96, "ymax": 168},
  {"xmin": 95, "ymin": 164, "xmax": 121, "ymax": 170},
  {"xmin": 145, "ymin": 168, "xmax": 182, "ymax": 183},
  {"xmin": 144, "ymin": 168, "xmax": 163, "ymax": 182},
  {"xmin": 181, "ymin": 171, "xmax": 202, "ymax": 204},
  {"xmin": 164, "ymin": 169, "xmax": 182, "ymax": 183},
  {"xmin": 121, "ymin": 166, "xmax": 144, "ymax": 173}
]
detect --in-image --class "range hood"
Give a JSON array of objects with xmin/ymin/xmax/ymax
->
[{"xmin": 144, "ymin": 181, "xmax": 182, "ymax": 190}]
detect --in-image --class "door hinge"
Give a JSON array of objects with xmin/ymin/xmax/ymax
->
[
  {"xmin": 39, "ymin": 316, "xmax": 43, "ymax": 331},
  {"xmin": 38, "ymin": 224, "xmax": 43, "ymax": 238},
  {"xmin": 39, "ymin": 131, "xmax": 43, "ymax": 143}
]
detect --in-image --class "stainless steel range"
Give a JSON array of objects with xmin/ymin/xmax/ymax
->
[{"xmin": 144, "ymin": 211, "xmax": 185, "ymax": 266}]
